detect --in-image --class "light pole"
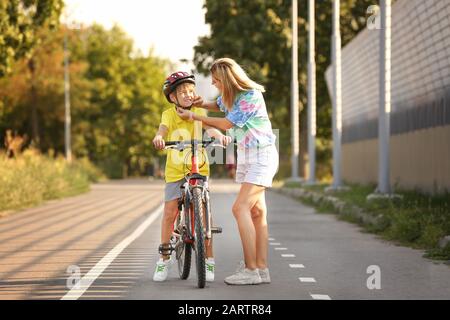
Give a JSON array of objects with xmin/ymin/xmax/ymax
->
[
  {"xmin": 64, "ymin": 30, "xmax": 72, "ymax": 164},
  {"xmin": 378, "ymin": 0, "xmax": 392, "ymax": 194},
  {"xmin": 62, "ymin": 13, "xmax": 82, "ymax": 164},
  {"xmin": 307, "ymin": 0, "xmax": 316, "ymax": 184},
  {"xmin": 290, "ymin": 0, "xmax": 301, "ymax": 182},
  {"xmin": 331, "ymin": 0, "xmax": 342, "ymax": 188},
  {"xmin": 367, "ymin": 0, "xmax": 401, "ymax": 201}
]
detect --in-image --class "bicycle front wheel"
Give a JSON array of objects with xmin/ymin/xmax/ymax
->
[
  {"xmin": 192, "ymin": 187, "xmax": 206, "ymax": 288},
  {"xmin": 175, "ymin": 207, "xmax": 191, "ymax": 280}
]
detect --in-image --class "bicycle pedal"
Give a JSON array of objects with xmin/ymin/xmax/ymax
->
[{"xmin": 211, "ymin": 226, "xmax": 222, "ymax": 234}]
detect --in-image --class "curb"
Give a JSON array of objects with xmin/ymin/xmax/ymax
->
[
  {"xmin": 273, "ymin": 187, "xmax": 385, "ymax": 227},
  {"xmin": 273, "ymin": 187, "xmax": 450, "ymax": 252}
]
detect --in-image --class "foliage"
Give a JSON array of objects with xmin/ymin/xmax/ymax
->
[
  {"xmin": 194, "ymin": 0, "xmax": 375, "ymax": 179},
  {"xmin": 0, "ymin": 0, "xmax": 63, "ymax": 76},
  {"xmin": 73, "ymin": 24, "xmax": 170, "ymax": 178},
  {"xmin": 0, "ymin": 23, "xmax": 170, "ymax": 178}
]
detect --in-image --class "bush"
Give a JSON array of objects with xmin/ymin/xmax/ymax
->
[
  {"xmin": 0, "ymin": 149, "xmax": 104, "ymax": 212},
  {"xmin": 388, "ymin": 210, "xmax": 422, "ymax": 243}
]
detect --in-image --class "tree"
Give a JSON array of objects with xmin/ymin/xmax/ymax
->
[
  {"xmin": 1, "ymin": 23, "xmax": 170, "ymax": 178},
  {"xmin": 0, "ymin": 0, "xmax": 63, "ymax": 77},
  {"xmin": 0, "ymin": 25, "xmax": 76, "ymax": 151},
  {"xmin": 194, "ymin": 0, "xmax": 375, "ymax": 180}
]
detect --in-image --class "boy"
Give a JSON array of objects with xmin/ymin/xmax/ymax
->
[{"xmin": 152, "ymin": 71, "xmax": 230, "ymax": 282}]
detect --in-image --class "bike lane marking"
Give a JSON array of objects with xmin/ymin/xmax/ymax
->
[
  {"xmin": 311, "ymin": 294, "xmax": 332, "ymax": 300},
  {"xmin": 61, "ymin": 203, "xmax": 164, "ymax": 300},
  {"xmin": 299, "ymin": 277, "xmax": 316, "ymax": 283},
  {"xmin": 289, "ymin": 264, "xmax": 305, "ymax": 268},
  {"xmin": 269, "ymin": 236, "xmax": 332, "ymax": 300}
]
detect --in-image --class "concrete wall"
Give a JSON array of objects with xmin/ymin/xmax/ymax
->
[{"xmin": 342, "ymin": 125, "xmax": 450, "ymax": 193}]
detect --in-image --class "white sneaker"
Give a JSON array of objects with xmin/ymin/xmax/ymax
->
[
  {"xmin": 206, "ymin": 258, "xmax": 215, "ymax": 282},
  {"xmin": 152, "ymin": 258, "xmax": 171, "ymax": 282},
  {"xmin": 258, "ymin": 268, "xmax": 271, "ymax": 284},
  {"xmin": 224, "ymin": 268, "xmax": 262, "ymax": 285},
  {"xmin": 234, "ymin": 260, "xmax": 270, "ymax": 283},
  {"xmin": 235, "ymin": 260, "xmax": 245, "ymax": 273}
]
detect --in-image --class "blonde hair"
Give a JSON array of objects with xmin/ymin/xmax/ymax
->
[{"xmin": 210, "ymin": 58, "xmax": 265, "ymax": 110}]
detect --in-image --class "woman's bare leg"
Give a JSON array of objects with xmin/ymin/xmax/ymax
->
[
  {"xmin": 250, "ymin": 191, "xmax": 268, "ymax": 269},
  {"xmin": 232, "ymin": 183, "xmax": 266, "ymax": 270}
]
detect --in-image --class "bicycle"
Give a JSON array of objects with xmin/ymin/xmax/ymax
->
[{"xmin": 164, "ymin": 138, "xmax": 224, "ymax": 288}]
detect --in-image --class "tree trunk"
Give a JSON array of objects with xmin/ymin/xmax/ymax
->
[{"xmin": 299, "ymin": 104, "xmax": 309, "ymax": 179}]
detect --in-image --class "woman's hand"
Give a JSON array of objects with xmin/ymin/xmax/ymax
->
[
  {"xmin": 192, "ymin": 95, "xmax": 204, "ymax": 108},
  {"xmin": 176, "ymin": 107, "xmax": 194, "ymax": 121},
  {"xmin": 152, "ymin": 135, "xmax": 165, "ymax": 150}
]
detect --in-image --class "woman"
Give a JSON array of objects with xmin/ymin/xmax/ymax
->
[{"xmin": 176, "ymin": 57, "xmax": 279, "ymax": 285}]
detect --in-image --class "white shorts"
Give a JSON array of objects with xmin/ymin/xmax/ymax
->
[{"xmin": 235, "ymin": 144, "xmax": 279, "ymax": 188}]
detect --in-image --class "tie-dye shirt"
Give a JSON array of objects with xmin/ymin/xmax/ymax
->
[{"xmin": 217, "ymin": 89, "xmax": 276, "ymax": 149}]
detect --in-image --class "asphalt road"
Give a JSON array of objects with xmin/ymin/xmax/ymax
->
[{"xmin": 0, "ymin": 179, "xmax": 449, "ymax": 300}]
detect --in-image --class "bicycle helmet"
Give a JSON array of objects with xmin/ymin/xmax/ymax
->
[{"xmin": 163, "ymin": 71, "xmax": 196, "ymax": 103}]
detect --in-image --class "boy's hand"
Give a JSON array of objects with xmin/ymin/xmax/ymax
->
[
  {"xmin": 153, "ymin": 135, "xmax": 165, "ymax": 150},
  {"xmin": 192, "ymin": 95, "xmax": 204, "ymax": 108}
]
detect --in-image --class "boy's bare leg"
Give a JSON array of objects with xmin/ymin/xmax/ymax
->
[
  {"xmin": 206, "ymin": 237, "xmax": 214, "ymax": 259},
  {"xmin": 204, "ymin": 205, "xmax": 214, "ymax": 259},
  {"xmin": 160, "ymin": 199, "xmax": 179, "ymax": 260}
]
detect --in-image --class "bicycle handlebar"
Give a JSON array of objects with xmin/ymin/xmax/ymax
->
[{"xmin": 164, "ymin": 138, "xmax": 227, "ymax": 151}]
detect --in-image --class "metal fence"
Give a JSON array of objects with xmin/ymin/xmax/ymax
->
[
  {"xmin": 326, "ymin": 0, "xmax": 450, "ymax": 143},
  {"xmin": 324, "ymin": 0, "xmax": 450, "ymax": 193}
]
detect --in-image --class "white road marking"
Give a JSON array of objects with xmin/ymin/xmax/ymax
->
[
  {"xmin": 311, "ymin": 294, "xmax": 331, "ymax": 300},
  {"xmin": 299, "ymin": 277, "xmax": 316, "ymax": 283},
  {"xmin": 61, "ymin": 203, "xmax": 164, "ymax": 300},
  {"xmin": 273, "ymin": 237, "xmax": 331, "ymax": 300}
]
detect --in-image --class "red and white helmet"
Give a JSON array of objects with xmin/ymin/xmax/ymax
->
[{"xmin": 162, "ymin": 71, "xmax": 195, "ymax": 103}]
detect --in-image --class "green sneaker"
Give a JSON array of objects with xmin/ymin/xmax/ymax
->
[
  {"xmin": 206, "ymin": 258, "xmax": 215, "ymax": 282},
  {"xmin": 153, "ymin": 258, "xmax": 171, "ymax": 282}
]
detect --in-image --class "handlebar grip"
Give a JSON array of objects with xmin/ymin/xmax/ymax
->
[{"xmin": 164, "ymin": 141, "xmax": 178, "ymax": 146}]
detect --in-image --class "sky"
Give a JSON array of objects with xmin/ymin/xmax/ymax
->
[{"xmin": 64, "ymin": 0, "xmax": 210, "ymax": 64}]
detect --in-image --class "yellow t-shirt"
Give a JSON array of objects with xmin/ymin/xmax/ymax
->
[{"xmin": 161, "ymin": 107, "xmax": 210, "ymax": 183}]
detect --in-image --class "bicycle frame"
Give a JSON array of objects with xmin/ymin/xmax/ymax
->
[
  {"xmin": 165, "ymin": 139, "xmax": 221, "ymax": 288},
  {"xmin": 166, "ymin": 139, "xmax": 217, "ymax": 244}
]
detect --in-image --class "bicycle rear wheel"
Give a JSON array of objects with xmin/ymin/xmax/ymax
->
[{"xmin": 192, "ymin": 187, "xmax": 206, "ymax": 288}]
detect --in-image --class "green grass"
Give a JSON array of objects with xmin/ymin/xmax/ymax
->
[
  {"xmin": 282, "ymin": 181, "xmax": 450, "ymax": 261},
  {"xmin": 0, "ymin": 149, "xmax": 105, "ymax": 213}
]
